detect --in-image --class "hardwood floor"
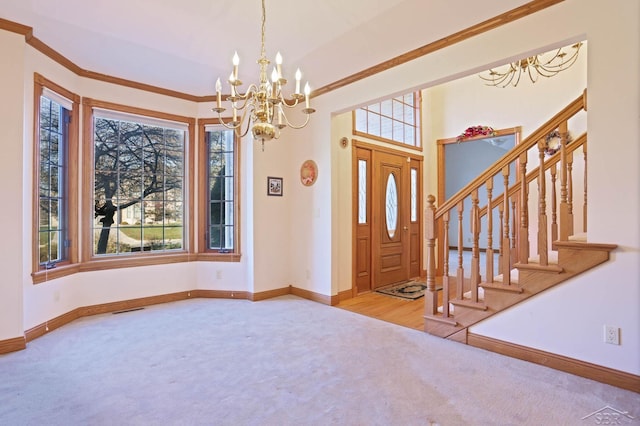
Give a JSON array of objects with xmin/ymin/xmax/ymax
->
[{"xmin": 336, "ymin": 292, "xmax": 425, "ymax": 331}]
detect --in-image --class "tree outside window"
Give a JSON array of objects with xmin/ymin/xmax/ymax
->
[
  {"xmin": 92, "ymin": 115, "xmax": 185, "ymax": 255},
  {"xmin": 207, "ymin": 128, "xmax": 235, "ymax": 251},
  {"xmin": 38, "ymin": 96, "xmax": 69, "ymax": 266}
]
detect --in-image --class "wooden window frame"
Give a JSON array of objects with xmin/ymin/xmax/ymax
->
[
  {"xmin": 32, "ymin": 73, "xmax": 80, "ymax": 284},
  {"xmin": 196, "ymin": 118, "xmax": 241, "ymax": 262},
  {"xmin": 80, "ymin": 98, "xmax": 195, "ymax": 272}
]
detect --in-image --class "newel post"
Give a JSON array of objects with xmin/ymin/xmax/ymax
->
[{"xmin": 424, "ymin": 195, "xmax": 438, "ymax": 315}]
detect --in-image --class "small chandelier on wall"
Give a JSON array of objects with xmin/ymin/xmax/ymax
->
[
  {"xmin": 212, "ymin": 0, "xmax": 315, "ymax": 149},
  {"xmin": 479, "ymin": 42, "xmax": 582, "ymax": 88}
]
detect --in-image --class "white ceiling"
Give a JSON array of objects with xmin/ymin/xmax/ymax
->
[{"xmin": 0, "ymin": 0, "xmax": 532, "ymax": 96}]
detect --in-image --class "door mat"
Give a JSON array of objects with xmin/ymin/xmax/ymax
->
[{"xmin": 375, "ymin": 280, "xmax": 427, "ymax": 300}]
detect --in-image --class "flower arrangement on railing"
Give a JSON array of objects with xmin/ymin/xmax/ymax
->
[
  {"xmin": 456, "ymin": 125, "xmax": 497, "ymax": 142},
  {"xmin": 544, "ymin": 129, "xmax": 572, "ymax": 156}
]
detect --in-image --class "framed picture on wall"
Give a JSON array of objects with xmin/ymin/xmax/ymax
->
[{"xmin": 267, "ymin": 176, "xmax": 283, "ymax": 196}]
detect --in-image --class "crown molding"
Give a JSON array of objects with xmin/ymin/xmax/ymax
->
[{"xmin": 0, "ymin": 0, "xmax": 564, "ymax": 102}]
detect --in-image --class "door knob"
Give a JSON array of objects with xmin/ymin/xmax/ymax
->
[{"xmin": 403, "ymin": 226, "xmax": 408, "ymax": 230}]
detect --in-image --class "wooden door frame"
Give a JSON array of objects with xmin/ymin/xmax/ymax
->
[
  {"xmin": 352, "ymin": 139, "xmax": 424, "ymax": 295},
  {"xmin": 435, "ymin": 127, "xmax": 521, "ymax": 275}
]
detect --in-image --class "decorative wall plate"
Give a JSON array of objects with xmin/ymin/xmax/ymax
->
[{"xmin": 300, "ymin": 160, "xmax": 318, "ymax": 186}]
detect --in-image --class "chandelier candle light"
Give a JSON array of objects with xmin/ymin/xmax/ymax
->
[{"xmin": 213, "ymin": 0, "xmax": 315, "ymax": 150}]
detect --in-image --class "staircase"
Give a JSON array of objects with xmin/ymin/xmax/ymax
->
[{"xmin": 423, "ymin": 90, "xmax": 616, "ymax": 340}]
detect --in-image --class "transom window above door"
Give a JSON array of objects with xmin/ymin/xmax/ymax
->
[{"xmin": 353, "ymin": 91, "xmax": 422, "ymax": 149}]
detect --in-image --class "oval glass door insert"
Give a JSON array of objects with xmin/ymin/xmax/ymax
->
[{"xmin": 385, "ymin": 173, "xmax": 398, "ymax": 238}]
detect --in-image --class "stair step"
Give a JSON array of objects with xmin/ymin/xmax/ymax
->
[
  {"xmin": 555, "ymin": 240, "xmax": 617, "ymax": 251},
  {"xmin": 569, "ymin": 232, "xmax": 588, "ymax": 242},
  {"xmin": 516, "ymin": 251, "xmax": 563, "ymax": 272},
  {"xmin": 424, "ymin": 313, "xmax": 457, "ymax": 326},
  {"xmin": 437, "ymin": 288, "xmax": 485, "ymax": 314},
  {"xmin": 493, "ymin": 269, "xmax": 519, "ymax": 285},
  {"xmin": 450, "ymin": 298, "xmax": 487, "ymax": 311},
  {"xmin": 481, "ymin": 282, "xmax": 524, "ymax": 293},
  {"xmin": 514, "ymin": 262, "xmax": 563, "ymax": 273},
  {"xmin": 528, "ymin": 251, "xmax": 559, "ymax": 264}
]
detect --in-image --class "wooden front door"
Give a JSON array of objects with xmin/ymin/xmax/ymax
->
[
  {"xmin": 353, "ymin": 142, "xmax": 422, "ymax": 294},
  {"xmin": 373, "ymin": 151, "xmax": 409, "ymax": 288}
]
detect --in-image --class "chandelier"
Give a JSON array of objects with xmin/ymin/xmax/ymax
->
[
  {"xmin": 212, "ymin": 0, "xmax": 315, "ymax": 149},
  {"xmin": 479, "ymin": 42, "xmax": 582, "ymax": 88}
]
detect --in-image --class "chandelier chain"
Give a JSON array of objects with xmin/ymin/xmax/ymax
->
[{"xmin": 260, "ymin": 0, "xmax": 266, "ymax": 61}]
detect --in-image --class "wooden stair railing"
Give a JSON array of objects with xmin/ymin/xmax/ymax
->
[{"xmin": 424, "ymin": 91, "xmax": 588, "ymax": 326}]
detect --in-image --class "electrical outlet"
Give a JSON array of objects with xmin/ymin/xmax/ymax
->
[{"xmin": 604, "ymin": 325, "xmax": 620, "ymax": 345}]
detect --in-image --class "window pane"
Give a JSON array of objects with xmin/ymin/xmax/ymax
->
[
  {"xmin": 165, "ymin": 149, "xmax": 184, "ymax": 174},
  {"xmin": 358, "ymin": 159, "xmax": 367, "ymax": 224},
  {"xmin": 411, "ymin": 168, "xmax": 418, "ymax": 222},
  {"xmin": 39, "ymin": 232, "xmax": 49, "ymax": 263},
  {"xmin": 210, "ymin": 201, "xmax": 223, "ymax": 226},
  {"xmin": 40, "ymin": 130, "xmax": 51, "ymax": 160},
  {"xmin": 367, "ymin": 113, "xmax": 380, "ymax": 136},
  {"xmin": 165, "ymin": 201, "xmax": 183, "ymax": 224},
  {"xmin": 392, "ymin": 121, "xmax": 404, "ymax": 143},
  {"xmin": 49, "ymin": 231, "xmax": 59, "ymax": 261},
  {"xmin": 222, "ymin": 225, "xmax": 234, "ymax": 249},
  {"xmin": 49, "ymin": 134, "xmax": 59, "ymax": 164},
  {"xmin": 50, "ymin": 165, "xmax": 60, "ymax": 197},
  {"xmin": 143, "ymin": 226, "xmax": 164, "ymax": 251},
  {"xmin": 210, "ymin": 177, "xmax": 224, "ymax": 202},
  {"xmin": 49, "ymin": 200, "xmax": 59, "ymax": 230},
  {"xmin": 380, "ymin": 100, "xmax": 392, "ymax": 117},
  {"xmin": 143, "ymin": 200, "xmax": 164, "ymax": 224},
  {"xmin": 380, "ymin": 116, "xmax": 393, "ymax": 140},
  {"xmin": 209, "ymin": 225, "xmax": 221, "ymax": 248},
  {"xmin": 405, "ymin": 127, "xmax": 416, "ymax": 146},
  {"xmin": 50, "ymin": 105, "xmax": 60, "ymax": 129},
  {"xmin": 93, "ymin": 228, "xmax": 119, "ymax": 254},
  {"xmin": 39, "ymin": 162, "xmax": 50, "ymax": 194},
  {"xmin": 39, "ymin": 200, "xmax": 50, "ymax": 229},
  {"xmin": 392, "ymin": 99, "xmax": 404, "ymax": 121},
  {"xmin": 385, "ymin": 174, "xmax": 398, "ymax": 238},
  {"xmin": 223, "ymin": 201, "xmax": 234, "ymax": 226},
  {"xmin": 404, "ymin": 104, "xmax": 415, "ymax": 123},
  {"xmin": 354, "ymin": 109, "xmax": 367, "ymax": 133},
  {"xmin": 118, "ymin": 172, "xmax": 142, "ymax": 202},
  {"xmin": 164, "ymin": 227, "xmax": 183, "ymax": 250}
]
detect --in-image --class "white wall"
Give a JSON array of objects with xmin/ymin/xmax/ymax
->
[
  {"xmin": 288, "ymin": 113, "xmax": 334, "ymax": 296},
  {"xmin": 291, "ymin": 0, "xmax": 638, "ymax": 374},
  {"xmin": 251, "ymin": 133, "xmax": 293, "ymax": 293},
  {"xmin": 0, "ymin": 30, "xmax": 26, "ymax": 340},
  {"xmin": 331, "ymin": 112, "xmax": 353, "ymax": 295}
]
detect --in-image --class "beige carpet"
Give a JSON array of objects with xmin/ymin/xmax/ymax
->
[{"xmin": 0, "ymin": 295, "xmax": 637, "ymax": 425}]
